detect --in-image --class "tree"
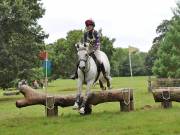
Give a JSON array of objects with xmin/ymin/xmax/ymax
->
[
  {"xmin": 121, "ymin": 50, "xmax": 147, "ymax": 77},
  {"xmin": 0, "ymin": 0, "xmax": 47, "ymax": 89},
  {"xmin": 145, "ymin": 20, "xmax": 172, "ymax": 75},
  {"xmin": 50, "ymin": 30, "xmax": 83, "ymax": 79},
  {"xmin": 132, "ymin": 52, "xmax": 147, "ymax": 76},
  {"xmin": 111, "ymin": 48, "xmax": 127, "ymax": 76},
  {"xmin": 100, "ymin": 36, "xmax": 115, "ymax": 61},
  {"xmin": 153, "ymin": 2, "xmax": 180, "ymax": 78}
]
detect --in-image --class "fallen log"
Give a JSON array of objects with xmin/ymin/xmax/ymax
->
[
  {"xmin": 16, "ymin": 85, "xmax": 134, "ymax": 116},
  {"xmin": 152, "ymin": 87, "xmax": 180, "ymax": 108}
]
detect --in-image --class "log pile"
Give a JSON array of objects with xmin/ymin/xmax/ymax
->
[
  {"xmin": 152, "ymin": 87, "xmax": 180, "ymax": 108},
  {"xmin": 16, "ymin": 85, "xmax": 134, "ymax": 116},
  {"xmin": 148, "ymin": 77, "xmax": 180, "ymax": 92}
]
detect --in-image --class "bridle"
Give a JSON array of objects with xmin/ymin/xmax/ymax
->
[
  {"xmin": 78, "ymin": 49, "xmax": 91, "ymax": 83},
  {"xmin": 78, "ymin": 56, "xmax": 90, "ymax": 73}
]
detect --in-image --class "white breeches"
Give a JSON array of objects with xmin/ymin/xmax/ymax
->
[
  {"xmin": 87, "ymin": 45, "xmax": 102, "ymax": 64},
  {"xmin": 94, "ymin": 49, "xmax": 102, "ymax": 64}
]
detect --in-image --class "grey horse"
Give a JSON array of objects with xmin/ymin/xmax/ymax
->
[{"xmin": 73, "ymin": 42, "xmax": 111, "ymax": 114}]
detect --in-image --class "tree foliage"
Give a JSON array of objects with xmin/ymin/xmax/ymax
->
[
  {"xmin": 48, "ymin": 29, "xmax": 147, "ymax": 79},
  {"xmin": 0, "ymin": 1, "xmax": 149, "ymax": 89},
  {"xmin": 0, "ymin": 0, "xmax": 47, "ymax": 89},
  {"xmin": 153, "ymin": 2, "xmax": 180, "ymax": 78},
  {"xmin": 50, "ymin": 30, "xmax": 83, "ymax": 79},
  {"xmin": 145, "ymin": 20, "xmax": 172, "ymax": 75}
]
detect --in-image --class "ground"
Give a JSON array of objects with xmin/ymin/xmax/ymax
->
[{"xmin": 0, "ymin": 76, "xmax": 180, "ymax": 135}]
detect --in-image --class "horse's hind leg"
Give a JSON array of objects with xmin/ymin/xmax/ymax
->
[
  {"xmin": 99, "ymin": 80, "xmax": 106, "ymax": 90},
  {"xmin": 101, "ymin": 64, "xmax": 112, "ymax": 89},
  {"xmin": 104, "ymin": 77, "xmax": 111, "ymax": 90}
]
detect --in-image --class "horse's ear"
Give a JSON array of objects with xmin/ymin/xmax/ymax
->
[{"xmin": 75, "ymin": 43, "xmax": 79, "ymax": 50}]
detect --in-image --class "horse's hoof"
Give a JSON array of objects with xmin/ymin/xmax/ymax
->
[
  {"xmin": 108, "ymin": 86, "xmax": 112, "ymax": 90},
  {"xmin": 79, "ymin": 107, "xmax": 85, "ymax": 114},
  {"xmin": 101, "ymin": 87, "xmax": 106, "ymax": 90},
  {"xmin": 72, "ymin": 102, "xmax": 79, "ymax": 110}
]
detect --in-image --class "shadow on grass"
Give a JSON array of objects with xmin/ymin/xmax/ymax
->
[
  {"xmin": 59, "ymin": 110, "xmax": 128, "ymax": 120},
  {"xmin": 0, "ymin": 97, "xmax": 22, "ymax": 103}
]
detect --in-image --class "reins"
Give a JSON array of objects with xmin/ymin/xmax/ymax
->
[{"xmin": 79, "ymin": 56, "xmax": 90, "ymax": 83}]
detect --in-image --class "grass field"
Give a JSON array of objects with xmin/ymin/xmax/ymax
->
[{"xmin": 0, "ymin": 76, "xmax": 180, "ymax": 135}]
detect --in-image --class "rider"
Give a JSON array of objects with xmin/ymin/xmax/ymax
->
[
  {"xmin": 70, "ymin": 19, "xmax": 101, "ymax": 79},
  {"xmin": 84, "ymin": 19, "xmax": 100, "ymax": 51}
]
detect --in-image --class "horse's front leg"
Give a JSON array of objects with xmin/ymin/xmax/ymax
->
[
  {"xmin": 79, "ymin": 80, "xmax": 93, "ymax": 114},
  {"xmin": 73, "ymin": 78, "xmax": 83, "ymax": 110}
]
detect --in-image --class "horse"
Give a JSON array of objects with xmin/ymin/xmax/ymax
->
[{"xmin": 73, "ymin": 42, "xmax": 111, "ymax": 114}]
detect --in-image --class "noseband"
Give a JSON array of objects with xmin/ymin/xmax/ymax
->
[
  {"xmin": 79, "ymin": 58, "xmax": 87, "ymax": 63},
  {"xmin": 78, "ymin": 56, "xmax": 90, "ymax": 73}
]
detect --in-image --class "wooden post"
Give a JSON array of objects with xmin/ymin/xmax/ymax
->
[
  {"xmin": 46, "ymin": 96, "xmax": 58, "ymax": 117},
  {"xmin": 130, "ymin": 100, "xmax": 134, "ymax": 111},
  {"xmin": 161, "ymin": 101, "xmax": 172, "ymax": 108},
  {"xmin": 161, "ymin": 91, "xmax": 172, "ymax": 109},
  {"xmin": 148, "ymin": 76, "xmax": 152, "ymax": 92},
  {"xmin": 120, "ymin": 89, "xmax": 132, "ymax": 112}
]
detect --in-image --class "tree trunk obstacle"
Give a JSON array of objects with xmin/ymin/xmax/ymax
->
[
  {"xmin": 152, "ymin": 87, "xmax": 180, "ymax": 108},
  {"xmin": 16, "ymin": 85, "xmax": 134, "ymax": 116},
  {"xmin": 148, "ymin": 77, "xmax": 180, "ymax": 92}
]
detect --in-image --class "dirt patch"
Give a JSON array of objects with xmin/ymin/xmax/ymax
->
[{"xmin": 140, "ymin": 105, "xmax": 153, "ymax": 110}]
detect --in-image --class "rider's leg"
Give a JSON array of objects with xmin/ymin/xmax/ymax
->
[{"xmin": 94, "ymin": 50, "xmax": 111, "ymax": 89}]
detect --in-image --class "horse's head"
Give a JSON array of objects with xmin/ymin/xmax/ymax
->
[{"xmin": 75, "ymin": 42, "xmax": 89, "ymax": 71}]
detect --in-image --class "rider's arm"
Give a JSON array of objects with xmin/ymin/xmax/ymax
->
[
  {"xmin": 83, "ymin": 32, "xmax": 87, "ymax": 43},
  {"xmin": 94, "ymin": 31, "xmax": 100, "ymax": 49}
]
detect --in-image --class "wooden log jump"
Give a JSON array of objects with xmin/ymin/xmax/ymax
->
[
  {"xmin": 16, "ymin": 85, "xmax": 134, "ymax": 116},
  {"xmin": 148, "ymin": 77, "xmax": 180, "ymax": 92},
  {"xmin": 152, "ymin": 87, "xmax": 180, "ymax": 108}
]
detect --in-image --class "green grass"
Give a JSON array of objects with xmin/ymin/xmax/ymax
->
[{"xmin": 0, "ymin": 76, "xmax": 180, "ymax": 135}]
